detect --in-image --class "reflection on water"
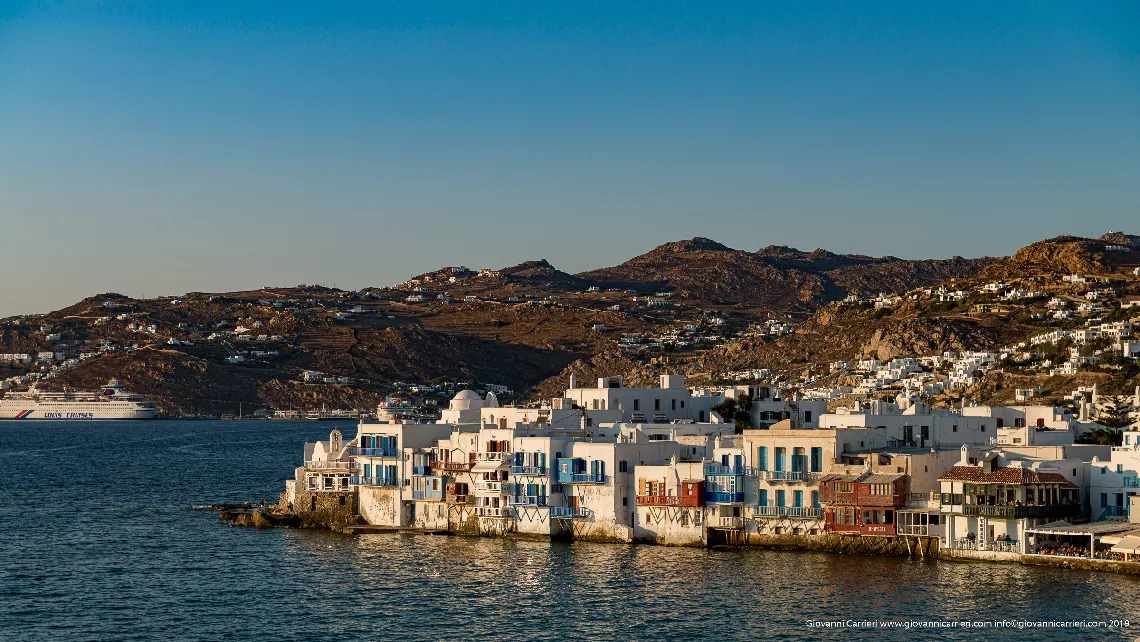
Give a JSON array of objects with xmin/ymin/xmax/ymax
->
[{"xmin": 2, "ymin": 420, "xmax": 1138, "ymax": 641}]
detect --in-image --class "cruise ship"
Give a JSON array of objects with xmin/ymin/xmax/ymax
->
[{"xmin": 0, "ymin": 379, "xmax": 158, "ymax": 420}]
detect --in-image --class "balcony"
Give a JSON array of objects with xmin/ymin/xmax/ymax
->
[
  {"xmin": 897, "ymin": 524, "xmax": 930, "ymax": 536},
  {"xmin": 961, "ymin": 504, "xmax": 1081, "ymax": 520},
  {"xmin": 549, "ymin": 506, "xmax": 592, "ymax": 519},
  {"xmin": 412, "ymin": 465, "xmax": 432, "ymax": 476},
  {"xmin": 1102, "ymin": 505, "xmax": 1127, "ymax": 519},
  {"xmin": 304, "ymin": 460, "xmax": 353, "ymax": 470},
  {"xmin": 350, "ymin": 476, "xmax": 397, "ymax": 487},
  {"xmin": 558, "ymin": 473, "xmax": 608, "ymax": 485},
  {"xmin": 509, "ymin": 465, "xmax": 547, "ymax": 476},
  {"xmin": 441, "ymin": 460, "xmax": 472, "ymax": 472},
  {"xmin": 760, "ymin": 470, "xmax": 819, "ymax": 483},
  {"xmin": 710, "ymin": 516, "xmax": 744, "ymax": 529},
  {"xmin": 474, "ymin": 481, "xmax": 504, "ymax": 493},
  {"xmin": 1125, "ymin": 477, "xmax": 1140, "ymax": 488},
  {"xmin": 447, "ymin": 494, "xmax": 472, "ymax": 505},
  {"xmin": 412, "ymin": 489, "xmax": 445, "ymax": 501},
  {"xmin": 703, "ymin": 463, "xmax": 744, "ymax": 476},
  {"xmin": 706, "ymin": 491, "xmax": 745, "ymax": 504},
  {"xmin": 474, "ymin": 452, "xmax": 512, "ymax": 463},
  {"xmin": 349, "ymin": 447, "xmax": 399, "ymax": 458},
  {"xmin": 508, "ymin": 495, "xmax": 548, "ymax": 507},
  {"xmin": 749, "ymin": 505, "xmax": 822, "ymax": 519},
  {"xmin": 473, "ymin": 506, "xmax": 514, "ymax": 518},
  {"xmin": 637, "ymin": 495, "xmax": 680, "ymax": 506}
]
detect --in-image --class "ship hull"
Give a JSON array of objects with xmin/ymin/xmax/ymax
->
[{"xmin": 0, "ymin": 403, "xmax": 157, "ymax": 420}]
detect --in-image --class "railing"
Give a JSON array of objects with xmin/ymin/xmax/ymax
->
[
  {"xmin": 508, "ymin": 495, "xmax": 548, "ymax": 507},
  {"xmin": 1124, "ymin": 477, "xmax": 1140, "ymax": 488},
  {"xmin": 447, "ymin": 494, "xmax": 472, "ymax": 504},
  {"xmin": 473, "ymin": 506, "xmax": 514, "ymax": 518},
  {"xmin": 559, "ymin": 473, "xmax": 608, "ymax": 484},
  {"xmin": 637, "ymin": 495, "xmax": 680, "ymax": 506},
  {"xmin": 350, "ymin": 476, "xmax": 398, "ymax": 487},
  {"xmin": 706, "ymin": 491, "xmax": 745, "ymax": 504},
  {"xmin": 412, "ymin": 490, "xmax": 444, "ymax": 501},
  {"xmin": 897, "ymin": 524, "xmax": 930, "ymax": 536},
  {"xmin": 749, "ymin": 505, "xmax": 822, "ymax": 519},
  {"xmin": 549, "ymin": 506, "xmax": 592, "ymax": 519},
  {"xmin": 474, "ymin": 452, "xmax": 511, "ymax": 462},
  {"xmin": 441, "ymin": 460, "xmax": 472, "ymax": 472},
  {"xmin": 304, "ymin": 460, "xmax": 353, "ymax": 470},
  {"xmin": 348, "ymin": 447, "xmax": 399, "ymax": 457},
  {"xmin": 509, "ymin": 465, "xmax": 547, "ymax": 476},
  {"xmin": 307, "ymin": 480, "xmax": 351, "ymax": 492},
  {"xmin": 950, "ymin": 539, "xmax": 1018, "ymax": 553},
  {"xmin": 760, "ymin": 470, "xmax": 819, "ymax": 483},
  {"xmin": 1102, "ymin": 505, "xmax": 1127, "ymax": 519},
  {"xmin": 704, "ymin": 463, "xmax": 744, "ymax": 476},
  {"xmin": 412, "ymin": 465, "xmax": 432, "ymax": 476},
  {"xmin": 710, "ymin": 516, "xmax": 744, "ymax": 529},
  {"xmin": 785, "ymin": 506, "xmax": 823, "ymax": 519},
  {"xmin": 962, "ymin": 504, "xmax": 1081, "ymax": 519},
  {"xmin": 474, "ymin": 481, "xmax": 503, "ymax": 493}
]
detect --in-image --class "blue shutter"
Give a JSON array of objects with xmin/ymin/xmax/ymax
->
[
  {"xmin": 777, "ymin": 490, "xmax": 786, "ymax": 507},
  {"xmin": 794, "ymin": 491, "xmax": 803, "ymax": 508},
  {"xmin": 734, "ymin": 454, "xmax": 742, "ymax": 473},
  {"xmin": 540, "ymin": 452, "xmax": 546, "ymax": 470},
  {"xmin": 812, "ymin": 491, "xmax": 820, "ymax": 508},
  {"xmin": 811, "ymin": 447, "xmax": 822, "ymax": 473},
  {"xmin": 775, "ymin": 449, "xmax": 785, "ymax": 472},
  {"xmin": 758, "ymin": 447, "xmax": 767, "ymax": 471},
  {"xmin": 515, "ymin": 452, "xmax": 523, "ymax": 466},
  {"xmin": 759, "ymin": 489, "xmax": 768, "ymax": 506}
]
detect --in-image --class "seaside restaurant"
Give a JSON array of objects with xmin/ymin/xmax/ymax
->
[{"xmin": 1025, "ymin": 520, "xmax": 1140, "ymax": 561}]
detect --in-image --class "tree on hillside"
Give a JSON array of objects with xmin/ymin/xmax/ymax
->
[{"xmin": 1097, "ymin": 395, "xmax": 1136, "ymax": 431}]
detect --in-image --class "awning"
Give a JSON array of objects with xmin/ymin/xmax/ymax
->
[
  {"xmin": 1112, "ymin": 536, "xmax": 1140, "ymax": 555},
  {"xmin": 472, "ymin": 460, "xmax": 506, "ymax": 472}
]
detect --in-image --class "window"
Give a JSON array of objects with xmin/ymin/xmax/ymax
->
[
  {"xmin": 794, "ymin": 491, "xmax": 803, "ymax": 508},
  {"xmin": 1102, "ymin": 493, "xmax": 1109, "ymax": 508},
  {"xmin": 775, "ymin": 448, "xmax": 786, "ymax": 472},
  {"xmin": 952, "ymin": 425, "xmax": 958, "ymax": 433},
  {"xmin": 671, "ymin": 399, "xmax": 676, "ymax": 411},
  {"xmin": 804, "ymin": 411, "xmax": 812, "ymax": 423},
  {"xmin": 757, "ymin": 447, "xmax": 768, "ymax": 471},
  {"xmin": 776, "ymin": 490, "xmax": 786, "ymax": 507},
  {"xmin": 1118, "ymin": 464, "xmax": 1124, "ymax": 474},
  {"xmin": 759, "ymin": 489, "xmax": 768, "ymax": 506},
  {"xmin": 619, "ymin": 460, "xmax": 628, "ymax": 473},
  {"xmin": 654, "ymin": 399, "xmax": 660, "ymax": 411},
  {"xmin": 810, "ymin": 447, "xmax": 822, "ymax": 473},
  {"xmin": 980, "ymin": 425, "xmax": 986, "ymax": 432},
  {"xmin": 681, "ymin": 400, "xmax": 685, "ymax": 408},
  {"xmin": 634, "ymin": 399, "xmax": 640, "ymax": 411},
  {"xmin": 811, "ymin": 491, "xmax": 819, "ymax": 508},
  {"xmin": 622, "ymin": 497, "xmax": 628, "ymax": 506},
  {"xmin": 1102, "ymin": 467, "xmax": 1107, "ymax": 475}
]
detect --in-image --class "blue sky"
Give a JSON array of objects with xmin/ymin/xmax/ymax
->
[{"xmin": 1, "ymin": 1, "xmax": 1138, "ymax": 316}]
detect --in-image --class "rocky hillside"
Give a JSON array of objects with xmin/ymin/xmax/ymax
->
[
  {"xmin": 5, "ymin": 231, "xmax": 1136, "ymax": 416},
  {"xmin": 577, "ymin": 237, "xmax": 995, "ymax": 310}
]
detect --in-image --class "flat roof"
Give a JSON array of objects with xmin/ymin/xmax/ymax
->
[{"xmin": 1025, "ymin": 520, "xmax": 1137, "ymax": 537}]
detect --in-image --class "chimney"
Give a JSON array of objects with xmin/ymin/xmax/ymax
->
[
  {"xmin": 569, "ymin": 373, "xmax": 577, "ymax": 389},
  {"xmin": 1080, "ymin": 400, "xmax": 1088, "ymax": 422}
]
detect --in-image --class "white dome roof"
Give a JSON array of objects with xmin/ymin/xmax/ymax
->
[{"xmin": 449, "ymin": 389, "xmax": 484, "ymax": 411}]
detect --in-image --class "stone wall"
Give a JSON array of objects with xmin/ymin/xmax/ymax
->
[{"xmin": 292, "ymin": 490, "xmax": 358, "ymax": 530}]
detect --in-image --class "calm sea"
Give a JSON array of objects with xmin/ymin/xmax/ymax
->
[{"xmin": 2, "ymin": 420, "xmax": 1138, "ymax": 641}]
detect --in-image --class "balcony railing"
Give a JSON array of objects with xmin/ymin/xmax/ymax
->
[
  {"xmin": 441, "ymin": 460, "xmax": 472, "ymax": 472},
  {"xmin": 1102, "ymin": 505, "xmax": 1127, "ymax": 518},
  {"xmin": 473, "ymin": 506, "xmax": 514, "ymax": 518},
  {"xmin": 412, "ymin": 465, "xmax": 432, "ymax": 476},
  {"xmin": 350, "ymin": 476, "xmax": 397, "ymax": 487},
  {"xmin": 508, "ymin": 495, "xmax": 548, "ymax": 507},
  {"xmin": 474, "ymin": 452, "xmax": 511, "ymax": 463},
  {"xmin": 749, "ymin": 505, "xmax": 822, "ymax": 519},
  {"xmin": 710, "ymin": 516, "xmax": 744, "ymax": 529},
  {"xmin": 706, "ymin": 491, "xmax": 745, "ymax": 504},
  {"xmin": 412, "ymin": 489, "xmax": 444, "ymax": 501},
  {"xmin": 704, "ymin": 463, "xmax": 744, "ymax": 476},
  {"xmin": 474, "ymin": 481, "xmax": 504, "ymax": 493},
  {"xmin": 637, "ymin": 495, "xmax": 680, "ymax": 506},
  {"xmin": 1124, "ymin": 477, "xmax": 1140, "ymax": 488},
  {"xmin": 509, "ymin": 465, "xmax": 548, "ymax": 476},
  {"xmin": 349, "ymin": 447, "xmax": 399, "ymax": 458},
  {"xmin": 304, "ymin": 460, "xmax": 353, "ymax": 470},
  {"xmin": 447, "ymin": 494, "xmax": 472, "ymax": 504},
  {"xmin": 897, "ymin": 524, "xmax": 930, "ymax": 536},
  {"xmin": 559, "ymin": 473, "xmax": 608, "ymax": 485},
  {"xmin": 950, "ymin": 538, "xmax": 1018, "ymax": 553},
  {"xmin": 760, "ymin": 470, "xmax": 819, "ymax": 483},
  {"xmin": 549, "ymin": 506, "xmax": 592, "ymax": 519},
  {"xmin": 961, "ymin": 504, "xmax": 1081, "ymax": 519}
]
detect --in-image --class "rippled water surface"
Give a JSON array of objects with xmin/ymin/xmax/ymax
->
[{"xmin": 2, "ymin": 420, "xmax": 1139, "ymax": 640}]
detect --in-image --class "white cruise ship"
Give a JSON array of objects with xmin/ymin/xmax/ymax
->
[{"xmin": 0, "ymin": 379, "xmax": 158, "ymax": 420}]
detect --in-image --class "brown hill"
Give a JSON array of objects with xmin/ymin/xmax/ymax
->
[{"xmin": 577, "ymin": 238, "xmax": 994, "ymax": 309}]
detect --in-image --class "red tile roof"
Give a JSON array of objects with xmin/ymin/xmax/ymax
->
[{"xmin": 939, "ymin": 465, "xmax": 1078, "ymax": 487}]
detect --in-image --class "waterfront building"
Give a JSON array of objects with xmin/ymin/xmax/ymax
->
[{"xmin": 939, "ymin": 450, "xmax": 1082, "ymax": 554}]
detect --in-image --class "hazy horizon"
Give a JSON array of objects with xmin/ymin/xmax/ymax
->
[{"xmin": 3, "ymin": 2, "xmax": 1138, "ymax": 317}]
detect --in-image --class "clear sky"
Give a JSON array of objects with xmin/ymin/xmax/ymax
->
[{"xmin": 1, "ymin": 2, "xmax": 1138, "ymax": 317}]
